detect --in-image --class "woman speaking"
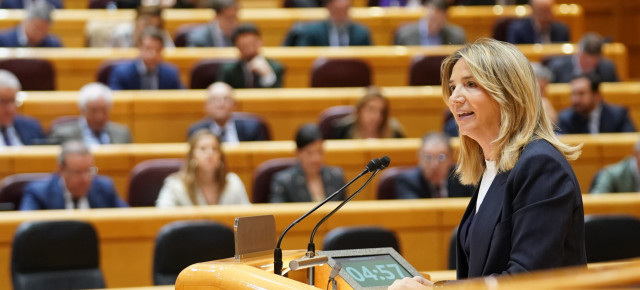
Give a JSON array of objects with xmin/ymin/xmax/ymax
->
[{"xmin": 391, "ymin": 38, "xmax": 586, "ymax": 288}]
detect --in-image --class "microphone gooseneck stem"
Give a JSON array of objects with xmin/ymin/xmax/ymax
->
[
  {"xmin": 307, "ymin": 169, "xmax": 381, "ymax": 250},
  {"xmin": 273, "ymin": 167, "xmax": 370, "ymax": 275}
]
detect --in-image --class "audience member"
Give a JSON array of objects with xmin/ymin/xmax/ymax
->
[
  {"xmin": 108, "ymin": 27, "xmax": 184, "ymax": 90},
  {"xmin": 156, "ymin": 129, "xmax": 250, "ymax": 207},
  {"xmin": 0, "ymin": 70, "xmax": 45, "ymax": 146},
  {"xmin": 0, "ymin": 0, "xmax": 62, "ymax": 9},
  {"xmin": 557, "ymin": 72, "xmax": 635, "ymax": 134},
  {"xmin": 20, "ymin": 141, "xmax": 128, "ymax": 210},
  {"xmin": 531, "ymin": 62, "xmax": 558, "ymax": 124},
  {"xmin": 547, "ymin": 32, "xmax": 619, "ymax": 83},
  {"xmin": 332, "ymin": 86, "xmax": 405, "ymax": 139},
  {"xmin": 591, "ymin": 137, "xmax": 640, "ymax": 194},
  {"xmin": 394, "ymin": 0, "xmax": 466, "ymax": 46},
  {"xmin": 395, "ymin": 132, "xmax": 474, "ymax": 199},
  {"xmin": 295, "ymin": 0, "xmax": 372, "ymax": 46},
  {"xmin": 0, "ymin": 0, "xmax": 62, "ymax": 47},
  {"xmin": 186, "ymin": 0, "xmax": 238, "ymax": 47},
  {"xmin": 218, "ymin": 24, "xmax": 285, "ymax": 88},
  {"xmin": 109, "ymin": 6, "xmax": 175, "ymax": 48},
  {"xmin": 49, "ymin": 83, "xmax": 133, "ymax": 145},
  {"xmin": 187, "ymin": 82, "xmax": 269, "ymax": 142},
  {"xmin": 506, "ymin": 0, "xmax": 569, "ymax": 44},
  {"xmin": 270, "ymin": 123, "xmax": 346, "ymax": 203}
]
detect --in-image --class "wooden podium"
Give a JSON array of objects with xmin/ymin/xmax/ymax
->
[{"xmin": 174, "ymin": 250, "xmax": 320, "ymax": 289}]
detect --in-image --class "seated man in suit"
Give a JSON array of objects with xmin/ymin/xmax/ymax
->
[
  {"xmin": 394, "ymin": 0, "xmax": 466, "ymax": 46},
  {"xmin": 187, "ymin": 82, "xmax": 269, "ymax": 142},
  {"xmin": 591, "ymin": 137, "xmax": 640, "ymax": 194},
  {"xmin": 506, "ymin": 0, "xmax": 569, "ymax": 44},
  {"xmin": 395, "ymin": 132, "xmax": 474, "ymax": 199},
  {"xmin": 186, "ymin": 0, "xmax": 238, "ymax": 47},
  {"xmin": 49, "ymin": 83, "xmax": 132, "ymax": 145},
  {"xmin": 557, "ymin": 72, "xmax": 635, "ymax": 134},
  {"xmin": 108, "ymin": 27, "xmax": 183, "ymax": 90},
  {"xmin": 20, "ymin": 140, "xmax": 128, "ymax": 210},
  {"xmin": 270, "ymin": 123, "xmax": 346, "ymax": 203},
  {"xmin": 547, "ymin": 33, "xmax": 619, "ymax": 83},
  {"xmin": 295, "ymin": 0, "xmax": 372, "ymax": 46},
  {"xmin": 218, "ymin": 24, "xmax": 285, "ymax": 88},
  {"xmin": 0, "ymin": 0, "xmax": 62, "ymax": 47},
  {"xmin": 0, "ymin": 70, "xmax": 45, "ymax": 146}
]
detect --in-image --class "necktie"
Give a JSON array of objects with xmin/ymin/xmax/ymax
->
[
  {"xmin": 93, "ymin": 130, "xmax": 104, "ymax": 144},
  {"xmin": 219, "ymin": 128, "xmax": 227, "ymax": 142},
  {"xmin": 141, "ymin": 72, "xmax": 155, "ymax": 90},
  {"xmin": 72, "ymin": 198, "xmax": 80, "ymax": 209},
  {"xmin": 1, "ymin": 127, "xmax": 11, "ymax": 146}
]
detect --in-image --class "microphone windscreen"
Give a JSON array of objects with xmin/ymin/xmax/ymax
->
[
  {"xmin": 379, "ymin": 156, "xmax": 391, "ymax": 169},
  {"xmin": 366, "ymin": 158, "xmax": 381, "ymax": 172}
]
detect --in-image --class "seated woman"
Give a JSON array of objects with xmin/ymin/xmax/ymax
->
[
  {"xmin": 270, "ymin": 123, "xmax": 346, "ymax": 203},
  {"xmin": 156, "ymin": 129, "xmax": 249, "ymax": 207},
  {"xmin": 332, "ymin": 86, "xmax": 405, "ymax": 139}
]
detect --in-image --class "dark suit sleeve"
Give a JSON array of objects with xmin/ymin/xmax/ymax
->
[
  {"xmin": 271, "ymin": 61, "xmax": 285, "ymax": 88},
  {"xmin": 97, "ymin": 177, "xmax": 129, "ymax": 208},
  {"xmin": 269, "ymin": 173, "xmax": 289, "ymax": 203},
  {"xmin": 394, "ymin": 172, "xmax": 421, "ymax": 199},
  {"xmin": 503, "ymin": 150, "xmax": 584, "ymax": 274},
  {"xmin": 20, "ymin": 183, "xmax": 44, "ymax": 210},
  {"xmin": 620, "ymin": 108, "xmax": 636, "ymax": 132},
  {"xmin": 108, "ymin": 65, "xmax": 127, "ymax": 90}
]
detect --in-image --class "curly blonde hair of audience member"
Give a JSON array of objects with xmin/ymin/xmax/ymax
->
[
  {"xmin": 179, "ymin": 129, "xmax": 228, "ymax": 204},
  {"xmin": 440, "ymin": 38, "xmax": 581, "ymax": 185},
  {"xmin": 349, "ymin": 85, "xmax": 394, "ymax": 138}
]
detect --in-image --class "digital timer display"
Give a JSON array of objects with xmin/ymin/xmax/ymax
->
[{"xmin": 333, "ymin": 254, "xmax": 412, "ymax": 287}]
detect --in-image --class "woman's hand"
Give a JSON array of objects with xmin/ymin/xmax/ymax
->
[{"xmin": 388, "ymin": 276, "xmax": 433, "ymax": 289}]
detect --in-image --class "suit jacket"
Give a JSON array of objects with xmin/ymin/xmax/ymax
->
[
  {"xmin": 395, "ymin": 166, "xmax": 474, "ymax": 199},
  {"xmin": 0, "ymin": 27, "xmax": 62, "ymax": 47},
  {"xmin": 218, "ymin": 59, "xmax": 285, "ymax": 89},
  {"xmin": 393, "ymin": 21, "xmax": 466, "ymax": 46},
  {"xmin": 557, "ymin": 102, "xmax": 636, "ymax": 134},
  {"xmin": 456, "ymin": 139, "xmax": 586, "ymax": 279},
  {"xmin": 590, "ymin": 157, "xmax": 638, "ymax": 193},
  {"xmin": 506, "ymin": 18, "xmax": 569, "ymax": 44},
  {"xmin": 13, "ymin": 115, "xmax": 46, "ymax": 145},
  {"xmin": 20, "ymin": 174, "xmax": 128, "ymax": 210},
  {"xmin": 48, "ymin": 120, "xmax": 133, "ymax": 144},
  {"xmin": 0, "ymin": 0, "xmax": 62, "ymax": 8},
  {"xmin": 108, "ymin": 61, "xmax": 183, "ymax": 90},
  {"xmin": 296, "ymin": 20, "xmax": 372, "ymax": 46},
  {"xmin": 547, "ymin": 56, "xmax": 619, "ymax": 83},
  {"xmin": 187, "ymin": 118, "xmax": 269, "ymax": 142},
  {"xmin": 186, "ymin": 22, "xmax": 230, "ymax": 47},
  {"xmin": 269, "ymin": 163, "xmax": 346, "ymax": 203}
]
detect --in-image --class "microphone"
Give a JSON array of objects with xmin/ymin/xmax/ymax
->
[
  {"xmin": 306, "ymin": 156, "xmax": 390, "ymax": 254},
  {"xmin": 273, "ymin": 157, "xmax": 383, "ymax": 275}
]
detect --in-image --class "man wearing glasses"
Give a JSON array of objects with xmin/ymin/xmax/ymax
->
[
  {"xmin": 0, "ymin": 69, "xmax": 45, "ymax": 147},
  {"xmin": 395, "ymin": 132, "xmax": 474, "ymax": 199},
  {"xmin": 20, "ymin": 141, "xmax": 128, "ymax": 210}
]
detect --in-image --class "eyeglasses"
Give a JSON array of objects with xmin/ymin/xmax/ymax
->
[
  {"xmin": 65, "ymin": 166, "xmax": 98, "ymax": 177},
  {"xmin": 420, "ymin": 153, "xmax": 448, "ymax": 163}
]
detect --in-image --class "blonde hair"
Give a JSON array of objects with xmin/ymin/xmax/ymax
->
[
  {"xmin": 440, "ymin": 38, "xmax": 581, "ymax": 185},
  {"xmin": 177, "ymin": 129, "xmax": 227, "ymax": 204}
]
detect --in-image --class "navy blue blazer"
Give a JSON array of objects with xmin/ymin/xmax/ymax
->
[
  {"xmin": 557, "ymin": 102, "xmax": 636, "ymax": 134},
  {"xmin": 506, "ymin": 18, "xmax": 570, "ymax": 44},
  {"xmin": 108, "ymin": 61, "xmax": 184, "ymax": 90},
  {"xmin": 187, "ymin": 118, "xmax": 269, "ymax": 142},
  {"xmin": 296, "ymin": 20, "xmax": 372, "ymax": 46},
  {"xmin": 0, "ymin": 0, "xmax": 62, "ymax": 8},
  {"xmin": 20, "ymin": 174, "xmax": 128, "ymax": 210},
  {"xmin": 14, "ymin": 115, "xmax": 46, "ymax": 145},
  {"xmin": 0, "ymin": 27, "xmax": 62, "ymax": 47},
  {"xmin": 395, "ymin": 166, "xmax": 474, "ymax": 199},
  {"xmin": 456, "ymin": 139, "xmax": 586, "ymax": 279}
]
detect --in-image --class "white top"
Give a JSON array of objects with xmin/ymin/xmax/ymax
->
[
  {"xmin": 476, "ymin": 160, "xmax": 497, "ymax": 213},
  {"xmin": 155, "ymin": 172, "xmax": 250, "ymax": 207}
]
